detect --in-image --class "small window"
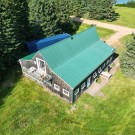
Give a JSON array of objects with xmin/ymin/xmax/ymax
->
[
  {"xmin": 109, "ymin": 57, "xmax": 112, "ymax": 62},
  {"xmin": 74, "ymin": 88, "xmax": 79, "ymax": 95},
  {"xmin": 106, "ymin": 60, "xmax": 110, "ymax": 65},
  {"xmin": 54, "ymin": 84, "xmax": 60, "ymax": 91},
  {"xmin": 93, "ymin": 72, "xmax": 97, "ymax": 78},
  {"xmin": 63, "ymin": 89, "xmax": 69, "ymax": 97},
  {"xmin": 102, "ymin": 63, "xmax": 105, "ymax": 69},
  {"xmin": 98, "ymin": 67, "xmax": 102, "ymax": 73},
  {"xmin": 81, "ymin": 82, "xmax": 86, "ymax": 89}
]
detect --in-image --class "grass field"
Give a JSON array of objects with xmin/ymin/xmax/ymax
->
[
  {"xmin": 0, "ymin": 24, "xmax": 135, "ymax": 135},
  {"xmin": 103, "ymin": 6, "xmax": 135, "ymax": 28},
  {"xmin": 114, "ymin": 34, "xmax": 133, "ymax": 54},
  {"xmin": 75, "ymin": 23, "xmax": 115, "ymax": 40}
]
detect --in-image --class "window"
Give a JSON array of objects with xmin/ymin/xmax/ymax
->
[
  {"xmin": 106, "ymin": 60, "xmax": 110, "ymax": 65},
  {"xmin": 63, "ymin": 89, "xmax": 69, "ymax": 97},
  {"xmin": 74, "ymin": 88, "xmax": 79, "ymax": 95},
  {"xmin": 102, "ymin": 63, "xmax": 105, "ymax": 69},
  {"xmin": 109, "ymin": 57, "xmax": 112, "ymax": 62},
  {"xmin": 54, "ymin": 84, "xmax": 60, "ymax": 91},
  {"xmin": 98, "ymin": 67, "xmax": 102, "ymax": 73},
  {"xmin": 93, "ymin": 72, "xmax": 97, "ymax": 78},
  {"xmin": 81, "ymin": 82, "xmax": 86, "ymax": 90}
]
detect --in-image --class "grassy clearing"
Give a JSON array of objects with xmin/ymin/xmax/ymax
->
[
  {"xmin": 0, "ymin": 68, "xmax": 135, "ymax": 135},
  {"xmin": 103, "ymin": 6, "xmax": 135, "ymax": 28},
  {"xmin": 75, "ymin": 23, "xmax": 115, "ymax": 40},
  {"xmin": 114, "ymin": 34, "xmax": 133, "ymax": 54},
  {"xmin": 0, "ymin": 24, "xmax": 135, "ymax": 135}
]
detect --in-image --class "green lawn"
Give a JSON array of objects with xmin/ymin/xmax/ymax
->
[
  {"xmin": 103, "ymin": 6, "xmax": 135, "ymax": 28},
  {"xmin": 0, "ymin": 24, "xmax": 135, "ymax": 135},
  {"xmin": 113, "ymin": 34, "xmax": 133, "ymax": 54},
  {"xmin": 0, "ymin": 67, "xmax": 135, "ymax": 135},
  {"xmin": 75, "ymin": 23, "xmax": 115, "ymax": 40}
]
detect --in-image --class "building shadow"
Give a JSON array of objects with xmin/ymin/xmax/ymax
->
[{"xmin": 113, "ymin": 53, "xmax": 119, "ymax": 61}]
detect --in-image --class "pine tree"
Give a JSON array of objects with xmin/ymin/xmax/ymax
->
[
  {"xmin": 0, "ymin": 2, "xmax": 6, "ymax": 80},
  {"xmin": 0, "ymin": 0, "xmax": 29, "ymax": 80},
  {"xmin": 29, "ymin": 0, "xmax": 62, "ymax": 39},
  {"xmin": 88, "ymin": 0, "xmax": 116, "ymax": 21},
  {"xmin": 55, "ymin": 0, "xmax": 76, "ymax": 33},
  {"xmin": 120, "ymin": 36, "xmax": 135, "ymax": 79}
]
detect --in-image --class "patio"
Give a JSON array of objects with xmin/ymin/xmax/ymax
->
[{"xmin": 86, "ymin": 58, "xmax": 120, "ymax": 97}]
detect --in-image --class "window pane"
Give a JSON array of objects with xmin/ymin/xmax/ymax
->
[{"xmin": 63, "ymin": 89, "xmax": 69, "ymax": 97}]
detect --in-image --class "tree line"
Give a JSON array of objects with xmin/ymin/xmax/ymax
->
[
  {"xmin": 0, "ymin": 0, "xmax": 117, "ymax": 81},
  {"xmin": 120, "ymin": 35, "xmax": 135, "ymax": 79}
]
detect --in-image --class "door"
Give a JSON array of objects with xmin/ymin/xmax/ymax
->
[
  {"xmin": 74, "ymin": 88, "xmax": 79, "ymax": 101},
  {"xmin": 87, "ymin": 77, "xmax": 91, "ymax": 88}
]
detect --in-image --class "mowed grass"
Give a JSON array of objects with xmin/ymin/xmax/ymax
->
[
  {"xmin": 75, "ymin": 23, "xmax": 115, "ymax": 40},
  {"xmin": 114, "ymin": 34, "xmax": 133, "ymax": 54},
  {"xmin": 0, "ymin": 68, "xmax": 135, "ymax": 135},
  {"xmin": 103, "ymin": 6, "xmax": 135, "ymax": 28},
  {"xmin": 0, "ymin": 24, "xmax": 135, "ymax": 135}
]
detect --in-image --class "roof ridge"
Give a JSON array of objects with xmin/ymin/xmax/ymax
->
[
  {"xmin": 39, "ymin": 26, "xmax": 96, "ymax": 52},
  {"xmin": 53, "ymin": 40, "xmax": 101, "ymax": 70}
]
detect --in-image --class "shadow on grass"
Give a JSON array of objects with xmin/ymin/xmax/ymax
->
[
  {"xmin": 0, "ymin": 64, "xmax": 22, "ymax": 107},
  {"xmin": 68, "ymin": 21, "xmax": 83, "ymax": 35}
]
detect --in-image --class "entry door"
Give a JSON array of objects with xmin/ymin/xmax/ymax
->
[{"xmin": 87, "ymin": 77, "xmax": 91, "ymax": 88}]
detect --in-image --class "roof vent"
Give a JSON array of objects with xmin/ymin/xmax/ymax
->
[{"xmin": 71, "ymin": 36, "xmax": 73, "ymax": 40}]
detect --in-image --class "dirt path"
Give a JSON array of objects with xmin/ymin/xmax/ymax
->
[{"xmin": 72, "ymin": 17, "xmax": 135, "ymax": 46}]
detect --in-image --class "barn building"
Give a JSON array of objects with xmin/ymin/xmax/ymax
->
[{"xmin": 19, "ymin": 27, "xmax": 115, "ymax": 103}]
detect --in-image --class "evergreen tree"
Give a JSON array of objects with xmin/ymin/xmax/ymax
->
[
  {"xmin": 88, "ymin": 0, "xmax": 116, "ymax": 21},
  {"xmin": 120, "ymin": 36, "xmax": 135, "ymax": 79},
  {"xmin": 55, "ymin": 0, "xmax": 76, "ymax": 33},
  {"xmin": 0, "ymin": 0, "xmax": 29, "ymax": 81},
  {"xmin": 29, "ymin": 0, "xmax": 62, "ymax": 39},
  {"xmin": 67, "ymin": 0, "xmax": 117, "ymax": 22},
  {"xmin": 0, "ymin": 2, "xmax": 6, "ymax": 80}
]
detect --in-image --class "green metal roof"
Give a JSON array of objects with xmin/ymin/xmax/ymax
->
[
  {"xmin": 20, "ymin": 27, "xmax": 115, "ymax": 88},
  {"xmin": 20, "ymin": 52, "xmax": 37, "ymax": 60}
]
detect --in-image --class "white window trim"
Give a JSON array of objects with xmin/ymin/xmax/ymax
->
[
  {"xmin": 54, "ymin": 84, "xmax": 60, "ymax": 91},
  {"xmin": 63, "ymin": 89, "xmax": 69, "ymax": 97},
  {"xmin": 36, "ymin": 57, "xmax": 46, "ymax": 73},
  {"xmin": 102, "ymin": 63, "xmax": 106, "ymax": 69},
  {"xmin": 93, "ymin": 72, "xmax": 97, "ymax": 78},
  {"xmin": 74, "ymin": 88, "xmax": 79, "ymax": 95},
  {"xmin": 109, "ymin": 57, "xmax": 112, "ymax": 62},
  {"xmin": 81, "ymin": 82, "xmax": 86, "ymax": 90},
  {"xmin": 98, "ymin": 67, "xmax": 102, "ymax": 73},
  {"xmin": 106, "ymin": 60, "xmax": 110, "ymax": 65}
]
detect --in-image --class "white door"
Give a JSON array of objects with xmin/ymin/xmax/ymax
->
[{"xmin": 87, "ymin": 77, "xmax": 91, "ymax": 87}]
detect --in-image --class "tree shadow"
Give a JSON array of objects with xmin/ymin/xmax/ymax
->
[
  {"xmin": 29, "ymin": 21, "xmax": 44, "ymax": 41},
  {"xmin": 69, "ymin": 17, "xmax": 84, "ymax": 35},
  {"xmin": 0, "ymin": 64, "xmax": 22, "ymax": 107}
]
